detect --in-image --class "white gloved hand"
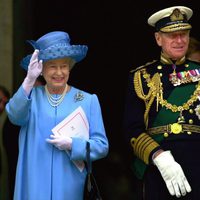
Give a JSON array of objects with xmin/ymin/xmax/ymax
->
[
  {"xmin": 46, "ymin": 134, "xmax": 72, "ymax": 151},
  {"xmin": 153, "ymin": 150, "xmax": 191, "ymax": 198},
  {"xmin": 22, "ymin": 49, "xmax": 43, "ymax": 95}
]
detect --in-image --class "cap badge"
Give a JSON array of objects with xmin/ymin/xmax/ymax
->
[{"xmin": 170, "ymin": 8, "xmax": 184, "ymax": 22}]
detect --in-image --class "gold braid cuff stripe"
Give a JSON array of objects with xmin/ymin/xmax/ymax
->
[{"xmin": 131, "ymin": 133, "xmax": 159, "ymax": 164}]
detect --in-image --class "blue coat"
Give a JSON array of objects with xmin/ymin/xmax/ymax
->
[{"xmin": 6, "ymin": 85, "xmax": 109, "ymax": 200}]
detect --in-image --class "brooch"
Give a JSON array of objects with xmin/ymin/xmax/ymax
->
[{"xmin": 74, "ymin": 91, "xmax": 84, "ymax": 102}]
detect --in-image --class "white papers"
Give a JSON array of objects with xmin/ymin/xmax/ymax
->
[
  {"xmin": 51, "ymin": 106, "xmax": 89, "ymax": 172},
  {"xmin": 52, "ymin": 106, "xmax": 89, "ymax": 140}
]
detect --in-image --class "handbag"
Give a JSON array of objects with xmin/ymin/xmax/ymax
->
[{"xmin": 84, "ymin": 142, "xmax": 102, "ymax": 200}]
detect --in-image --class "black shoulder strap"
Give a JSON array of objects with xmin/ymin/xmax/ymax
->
[
  {"xmin": 86, "ymin": 141, "xmax": 92, "ymax": 174},
  {"xmin": 85, "ymin": 142, "xmax": 102, "ymax": 200}
]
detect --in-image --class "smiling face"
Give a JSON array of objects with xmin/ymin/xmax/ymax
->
[
  {"xmin": 42, "ymin": 58, "xmax": 73, "ymax": 94},
  {"xmin": 155, "ymin": 30, "xmax": 190, "ymax": 60}
]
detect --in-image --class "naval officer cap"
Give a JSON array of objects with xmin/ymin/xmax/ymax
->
[{"xmin": 147, "ymin": 6, "xmax": 193, "ymax": 32}]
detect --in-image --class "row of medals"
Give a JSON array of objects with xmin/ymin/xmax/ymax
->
[
  {"xmin": 162, "ymin": 65, "xmax": 200, "ymax": 136},
  {"xmin": 169, "ymin": 68, "xmax": 200, "ymax": 86}
]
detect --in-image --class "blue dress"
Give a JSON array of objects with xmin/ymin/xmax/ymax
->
[{"xmin": 6, "ymin": 85, "xmax": 109, "ymax": 200}]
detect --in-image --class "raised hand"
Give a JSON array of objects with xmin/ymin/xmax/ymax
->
[{"xmin": 22, "ymin": 49, "xmax": 43, "ymax": 95}]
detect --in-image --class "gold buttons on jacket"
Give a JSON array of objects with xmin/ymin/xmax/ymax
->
[
  {"xmin": 164, "ymin": 132, "xmax": 169, "ymax": 137},
  {"xmin": 157, "ymin": 65, "xmax": 162, "ymax": 70},
  {"xmin": 185, "ymin": 64, "xmax": 189, "ymax": 68},
  {"xmin": 189, "ymin": 119, "xmax": 193, "ymax": 124},
  {"xmin": 189, "ymin": 109, "xmax": 194, "ymax": 114}
]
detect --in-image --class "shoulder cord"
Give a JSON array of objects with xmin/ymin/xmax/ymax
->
[{"xmin": 133, "ymin": 69, "xmax": 161, "ymax": 128}]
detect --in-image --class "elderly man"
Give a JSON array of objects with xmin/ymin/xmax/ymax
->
[{"xmin": 124, "ymin": 6, "xmax": 200, "ymax": 199}]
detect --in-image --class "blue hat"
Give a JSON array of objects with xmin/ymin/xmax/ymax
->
[
  {"xmin": 148, "ymin": 6, "xmax": 193, "ymax": 32},
  {"xmin": 20, "ymin": 31, "xmax": 88, "ymax": 70}
]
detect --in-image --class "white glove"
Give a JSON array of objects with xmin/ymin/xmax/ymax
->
[
  {"xmin": 46, "ymin": 134, "xmax": 72, "ymax": 151},
  {"xmin": 153, "ymin": 150, "xmax": 191, "ymax": 198},
  {"xmin": 22, "ymin": 49, "xmax": 43, "ymax": 95}
]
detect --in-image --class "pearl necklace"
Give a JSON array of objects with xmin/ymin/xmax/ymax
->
[{"xmin": 45, "ymin": 84, "xmax": 69, "ymax": 107}]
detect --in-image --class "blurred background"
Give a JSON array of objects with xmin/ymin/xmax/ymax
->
[{"xmin": 1, "ymin": 0, "xmax": 200, "ymax": 199}]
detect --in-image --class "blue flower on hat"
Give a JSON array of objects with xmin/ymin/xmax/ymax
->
[{"xmin": 20, "ymin": 31, "xmax": 88, "ymax": 70}]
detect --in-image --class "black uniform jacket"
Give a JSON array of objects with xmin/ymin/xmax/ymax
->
[{"xmin": 123, "ymin": 55, "xmax": 200, "ymax": 179}]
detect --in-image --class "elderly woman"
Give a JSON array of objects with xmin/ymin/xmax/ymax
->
[{"xmin": 6, "ymin": 31, "xmax": 109, "ymax": 200}]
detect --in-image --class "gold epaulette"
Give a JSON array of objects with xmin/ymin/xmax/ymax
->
[{"xmin": 130, "ymin": 60, "xmax": 157, "ymax": 73}]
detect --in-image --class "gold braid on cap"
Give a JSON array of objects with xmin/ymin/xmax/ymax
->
[{"xmin": 134, "ymin": 68, "xmax": 162, "ymax": 128}]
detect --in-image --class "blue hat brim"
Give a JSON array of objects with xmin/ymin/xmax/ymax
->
[{"xmin": 20, "ymin": 44, "xmax": 88, "ymax": 70}]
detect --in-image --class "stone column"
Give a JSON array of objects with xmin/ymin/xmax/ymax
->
[{"xmin": 0, "ymin": 0, "xmax": 13, "ymax": 94}]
